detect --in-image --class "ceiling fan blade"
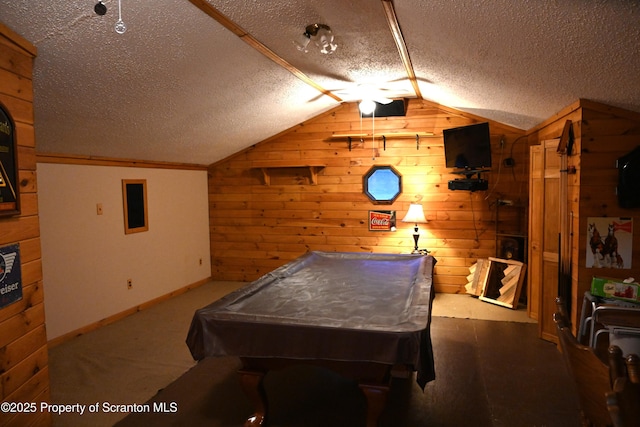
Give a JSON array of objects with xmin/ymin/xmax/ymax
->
[
  {"xmin": 373, "ymin": 97, "xmax": 393, "ymax": 105},
  {"xmin": 307, "ymin": 85, "xmax": 351, "ymax": 103}
]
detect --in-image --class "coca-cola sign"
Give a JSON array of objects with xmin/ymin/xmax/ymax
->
[{"xmin": 369, "ymin": 210, "xmax": 396, "ymax": 231}]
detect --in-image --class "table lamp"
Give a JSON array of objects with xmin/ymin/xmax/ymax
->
[{"xmin": 402, "ymin": 203, "xmax": 427, "ymax": 253}]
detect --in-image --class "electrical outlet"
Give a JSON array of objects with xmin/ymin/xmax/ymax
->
[
  {"xmin": 199, "ymin": 258, "xmax": 203, "ymax": 266},
  {"xmin": 127, "ymin": 279, "xmax": 132, "ymax": 289}
]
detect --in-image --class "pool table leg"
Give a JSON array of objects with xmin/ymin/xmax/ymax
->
[
  {"xmin": 359, "ymin": 383, "xmax": 389, "ymax": 427},
  {"xmin": 238, "ymin": 369, "xmax": 268, "ymax": 427}
]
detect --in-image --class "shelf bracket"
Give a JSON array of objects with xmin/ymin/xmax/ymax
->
[
  {"xmin": 308, "ymin": 166, "xmax": 322, "ymax": 185},
  {"xmin": 259, "ymin": 168, "xmax": 270, "ymax": 186}
]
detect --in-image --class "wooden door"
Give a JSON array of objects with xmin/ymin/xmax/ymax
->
[
  {"xmin": 528, "ymin": 145, "xmax": 543, "ymax": 321},
  {"xmin": 528, "ymin": 140, "xmax": 561, "ymax": 342}
]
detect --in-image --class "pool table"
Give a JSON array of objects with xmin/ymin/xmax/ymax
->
[{"xmin": 186, "ymin": 251, "xmax": 436, "ymax": 426}]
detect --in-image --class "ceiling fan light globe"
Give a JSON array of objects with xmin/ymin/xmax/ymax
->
[{"xmin": 359, "ymin": 99, "xmax": 376, "ymax": 115}]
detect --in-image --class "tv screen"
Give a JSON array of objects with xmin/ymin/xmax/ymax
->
[
  {"xmin": 617, "ymin": 145, "xmax": 640, "ymax": 208},
  {"xmin": 443, "ymin": 122, "xmax": 492, "ymax": 170}
]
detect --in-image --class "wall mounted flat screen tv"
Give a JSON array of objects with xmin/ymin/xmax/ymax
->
[
  {"xmin": 617, "ymin": 145, "xmax": 640, "ymax": 208},
  {"xmin": 443, "ymin": 122, "xmax": 492, "ymax": 170}
]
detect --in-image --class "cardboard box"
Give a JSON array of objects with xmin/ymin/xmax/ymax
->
[{"xmin": 591, "ymin": 276, "xmax": 640, "ymax": 304}]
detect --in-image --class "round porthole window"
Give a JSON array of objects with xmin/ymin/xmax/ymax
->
[{"xmin": 363, "ymin": 165, "xmax": 402, "ymax": 204}]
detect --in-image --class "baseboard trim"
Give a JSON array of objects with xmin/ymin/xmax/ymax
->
[{"xmin": 47, "ymin": 277, "xmax": 212, "ymax": 349}]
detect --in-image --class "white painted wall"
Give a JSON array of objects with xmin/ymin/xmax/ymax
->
[{"xmin": 37, "ymin": 163, "xmax": 211, "ymax": 340}]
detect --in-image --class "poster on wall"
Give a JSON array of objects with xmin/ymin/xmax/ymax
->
[
  {"xmin": 368, "ymin": 210, "xmax": 396, "ymax": 231},
  {"xmin": 0, "ymin": 243, "xmax": 22, "ymax": 309},
  {"xmin": 586, "ymin": 217, "xmax": 633, "ymax": 269}
]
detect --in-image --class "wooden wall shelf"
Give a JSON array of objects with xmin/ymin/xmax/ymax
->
[
  {"xmin": 327, "ymin": 132, "xmax": 438, "ymax": 151},
  {"xmin": 328, "ymin": 132, "xmax": 436, "ymax": 139},
  {"xmin": 251, "ymin": 161, "xmax": 326, "ymax": 185}
]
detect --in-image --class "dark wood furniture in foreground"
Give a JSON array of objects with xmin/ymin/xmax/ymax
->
[
  {"xmin": 606, "ymin": 346, "xmax": 640, "ymax": 427},
  {"xmin": 238, "ymin": 357, "xmax": 393, "ymax": 427},
  {"xmin": 554, "ymin": 297, "xmax": 613, "ymax": 427},
  {"xmin": 187, "ymin": 252, "xmax": 436, "ymax": 427}
]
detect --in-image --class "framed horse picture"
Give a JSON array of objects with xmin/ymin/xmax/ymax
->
[{"xmin": 586, "ymin": 217, "xmax": 633, "ymax": 269}]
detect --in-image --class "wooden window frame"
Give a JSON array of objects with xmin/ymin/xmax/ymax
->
[{"xmin": 122, "ymin": 179, "xmax": 148, "ymax": 234}]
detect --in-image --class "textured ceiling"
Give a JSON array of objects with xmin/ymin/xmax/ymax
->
[{"xmin": 1, "ymin": 0, "xmax": 639, "ymax": 165}]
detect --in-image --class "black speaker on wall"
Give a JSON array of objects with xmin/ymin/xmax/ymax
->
[
  {"xmin": 617, "ymin": 146, "xmax": 640, "ymax": 208},
  {"xmin": 498, "ymin": 237, "xmax": 525, "ymax": 262}
]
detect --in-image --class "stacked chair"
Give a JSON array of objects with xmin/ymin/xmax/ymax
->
[
  {"xmin": 577, "ymin": 291, "xmax": 640, "ymax": 356},
  {"xmin": 594, "ymin": 306, "xmax": 640, "ymax": 357}
]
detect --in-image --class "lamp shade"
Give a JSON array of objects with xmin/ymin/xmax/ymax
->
[{"xmin": 402, "ymin": 203, "xmax": 427, "ymax": 224}]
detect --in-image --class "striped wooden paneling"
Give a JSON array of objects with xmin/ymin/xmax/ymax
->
[
  {"xmin": 208, "ymin": 100, "xmax": 530, "ymax": 293},
  {"xmin": 0, "ymin": 23, "xmax": 50, "ymax": 427},
  {"xmin": 528, "ymin": 99, "xmax": 640, "ymax": 330}
]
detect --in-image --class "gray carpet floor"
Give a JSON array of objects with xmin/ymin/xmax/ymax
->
[
  {"xmin": 48, "ymin": 282, "xmax": 578, "ymax": 427},
  {"xmin": 48, "ymin": 281, "xmax": 243, "ymax": 427}
]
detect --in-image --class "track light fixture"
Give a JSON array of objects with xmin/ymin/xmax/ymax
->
[
  {"xmin": 94, "ymin": 0, "xmax": 127, "ymax": 34},
  {"xmin": 294, "ymin": 24, "xmax": 337, "ymax": 54}
]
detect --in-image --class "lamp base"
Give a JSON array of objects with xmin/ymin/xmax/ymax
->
[
  {"xmin": 411, "ymin": 249, "xmax": 430, "ymax": 255},
  {"xmin": 410, "ymin": 225, "xmax": 429, "ymax": 254}
]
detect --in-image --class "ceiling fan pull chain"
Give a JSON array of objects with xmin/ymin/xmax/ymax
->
[
  {"xmin": 115, "ymin": 0, "xmax": 126, "ymax": 34},
  {"xmin": 359, "ymin": 109, "xmax": 364, "ymax": 149},
  {"xmin": 372, "ymin": 109, "xmax": 376, "ymax": 160}
]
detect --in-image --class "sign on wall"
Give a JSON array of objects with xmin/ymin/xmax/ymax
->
[
  {"xmin": 586, "ymin": 217, "xmax": 633, "ymax": 269},
  {"xmin": 0, "ymin": 103, "xmax": 20, "ymax": 216},
  {"xmin": 368, "ymin": 210, "xmax": 396, "ymax": 231},
  {"xmin": 0, "ymin": 243, "xmax": 22, "ymax": 309}
]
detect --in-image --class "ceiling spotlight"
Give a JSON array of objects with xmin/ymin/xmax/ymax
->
[
  {"xmin": 294, "ymin": 24, "xmax": 337, "ymax": 54},
  {"xmin": 294, "ymin": 34, "xmax": 311, "ymax": 52},
  {"xmin": 94, "ymin": 1, "xmax": 107, "ymax": 16}
]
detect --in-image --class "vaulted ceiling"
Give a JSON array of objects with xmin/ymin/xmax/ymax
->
[{"xmin": 1, "ymin": 1, "xmax": 639, "ymax": 165}]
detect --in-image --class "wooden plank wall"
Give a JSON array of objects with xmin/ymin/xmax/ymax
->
[
  {"xmin": 528, "ymin": 99, "xmax": 640, "ymax": 328},
  {"xmin": 208, "ymin": 99, "xmax": 529, "ymax": 293},
  {"xmin": 527, "ymin": 103, "xmax": 582, "ymax": 335},
  {"xmin": 0, "ymin": 24, "xmax": 51, "ymax": 427},
  {"xmin": 575, "ymin": 101, "xmax": 640, "ymax": 324}
]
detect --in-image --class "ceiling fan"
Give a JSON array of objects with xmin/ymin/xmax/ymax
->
[
  {"xmin": 334, "ymin": 83, "xmax": 395, "ymax": 105},
  {"xmin": 306, "ymin": 73, "xmax": 432, "ymax": 106},
  {"xmin": 306, "ymin": 81, "xmax": 398, "ymax": 110}
]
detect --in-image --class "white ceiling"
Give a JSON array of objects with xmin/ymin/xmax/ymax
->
[{"xmin": 1, "ymin": 0, "xmax": 639, "ymax": 165}]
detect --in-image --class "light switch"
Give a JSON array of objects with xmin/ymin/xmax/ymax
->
[{"xmin": 97, "ymin": 203, "xmax": 103, "ymax": 215}]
